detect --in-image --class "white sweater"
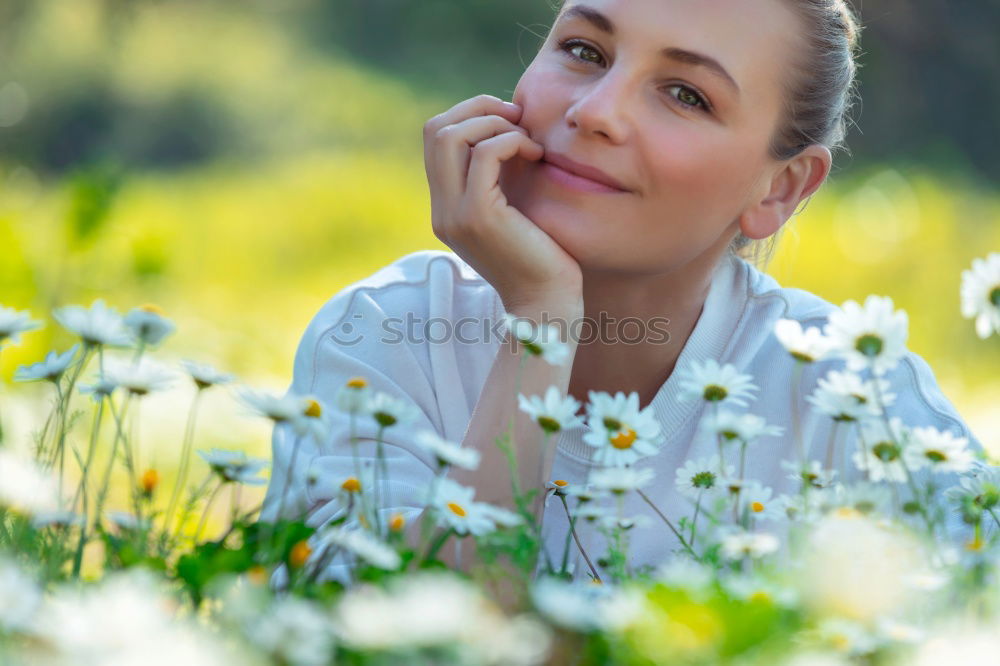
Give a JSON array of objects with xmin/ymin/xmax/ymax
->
[{"xmin": 260, "ymin": 249, "xmax": 982, "ymax": 579}]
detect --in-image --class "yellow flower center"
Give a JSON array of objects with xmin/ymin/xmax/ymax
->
[
  {"xmin": 247, "ymin": 565, "xmax": 268, "ymax": 585},
  {"xmin": 834, "ymin": 507, "xmax": 861, "ymax": 519},
  {"xmin": 553, "ymin": 480, "xmax": 568, "ymax": 487},
  {"xmin": 751, "ymin": 501, "xmax": 765, "ymax": 513},
  {"xmin": 139, "ymin": 303, "xmax": 165, "ymax": 316},
  {"xmin": 925, "ymin": 450, "xmax": 947, "ymax": 463},
  {"xmin": 346, "ymin": 377, "xmax": 368, "ymax": 389},
  {"xmin": 304, "ymin": 399, "xmax": 323, "ymax": 418},
  {"xmin": 967, "ymin": 536, "xmax": 985, "ymax": 552},
  {"xmin": 389, "ymin": 513, "xmax": 405, "ymax": 531},
  {"xmin": 140, "ymin": 469, "xmax": 159, "ymax": 493},
  {"xmin": 447, "ymin": 502, "xmax": 467, "ymax": 517},
  {"xmin": 289, "ymin": 540, "xmax": 312, "ymax": 568},
  {"xmin": 341, "ymin": 477, "xmax": 361, "ymax": 493},
  {"xmin": 610, "ymin": 428, "xmax": 637, "ymax": 450}
]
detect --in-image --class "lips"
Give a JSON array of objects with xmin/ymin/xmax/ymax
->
[{"xmin": 542, "ymin": 151, "xmax": 631, "ymax": 192}]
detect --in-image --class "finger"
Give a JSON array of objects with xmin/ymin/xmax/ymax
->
[
  {"xmin": 424, "ymin": 96, "xmax": 522, "ymax": 193},
  {"xmin": 465, "ymin": 131, "xmax": 544, "ymax": 210},
  {"xmin": 424, "ymin": 94, "xmax": 522, "ymax": 140},
  {"xmin": 435, "ymin": 115, "xmax": 529, "ymax": 204}
]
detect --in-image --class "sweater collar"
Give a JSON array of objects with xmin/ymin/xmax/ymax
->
[{"xmin": 556, "ymin": 252, "xmax": 752, "ymax": 462}]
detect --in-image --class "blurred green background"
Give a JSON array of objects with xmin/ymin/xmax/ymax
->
[{"xmin": 1, "ymin": 0, "xmax": 998, "ymax": 478}]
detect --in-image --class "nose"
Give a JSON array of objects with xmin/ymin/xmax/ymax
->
[{"xmin": 564, "ymin": 69, "xmax": 631, "ymax": 143}]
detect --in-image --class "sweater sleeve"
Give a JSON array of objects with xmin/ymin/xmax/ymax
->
[
  {"xmin": 832, "ymin": 349, "xmax": 985, "ymax": 542},
  {"xmin": 258, "ymin": 251, "xmax": 497, "ymax": 584},
  {"xmin": 259, "ymin": 276, "xmax": 444, "ymax": 551}
]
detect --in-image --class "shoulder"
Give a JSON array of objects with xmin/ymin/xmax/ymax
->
[
  {"xmin": 738, "ymin": 258, "xmax": 840, "ymax": 327},
  {"xmin": 301, "ymin": 249, "xmax": 494, "ymax": 339},
  {"xmin": 735, "ymin": 259, "xmax": 981, "ymax": 449}
]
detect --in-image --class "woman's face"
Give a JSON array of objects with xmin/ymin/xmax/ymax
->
[{"xmin": 499, "ymin": 0, "xmax": 806, "ymax": 273}]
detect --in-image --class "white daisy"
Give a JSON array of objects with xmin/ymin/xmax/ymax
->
[
  {"xmin": 781, "ymin": 459, "xmax": 837, "ymax": 489},
  {"xmin": 674, "ymin": 455, "xmax": 733, "ymax": 499},
  {"xmin": 502, "ymin": 313, "xmax": 570, "ymax": 366},
  {"xmin": 198, "ymin": 448, "xmax": 269, "ymax": 485},
  {"xmin": 518, "ymin": 385, "xmax": 585, "ymax": 434},
  {"xmin": 563, "ymin": 484, "xmax": 609, "ymax": 504},
  {"xmin": 807, "ymin": 369, "xmax": 896, "ymax": 422},
  {"xmin": 123, "ymin": 305, "xmax": 176, "ymax": 347},
  {"xmin": 573, "ymin": 503, "xmax": 610, "ymax": 524},
  {"xmin": 825, "ymin": 483, "xmax": 893, "ymax": 517},
  {"xmin": 0, "ymin": 558, "xmax": 41, "ymax": 631},
  {"xmin": 600, "ymin": 514, "xmax": 654, "ymax": 532},
  {"xmin": 13, "ymin": 345, "xmax": 78, "ymax": 383},
  {"xmin": 103, "ymin": 356, "xmax": 175, "ymax": 396},
  {"xmin": 960, "ymin": 252, "xmax": 1000, "ymax": 339},
  {"xmin": 589, "ymin": 466, "xmax": 654, "ymax": 495},
  {"xmin": 853, "ymin": 417, "xmax": 913, "ymax": 483},
  {"xmin": 413, "ymin": 430, "xmax": 480, "ymax": 470},
  {"xmin": 823, "ymin": 295, "xmax": 909, "ymax": 376},
  {"xmin": 311, "ymin": 526, "xmax": 401, "ymax": 570},
  {"xmin": 292, "ymin": 397, "xmax": 331, "ymax": 442},
  {"xmin": 180, "ymin": 360, "xmax": 235, "ymax": 390},
  {"xmin": 335, "ymin": 376, "xmax": 372, "ymax": 415},
  {"xmin": 0, "ymin": 451, "xmax": 58, "ymax": 516},
  {"xmin": 477, "ymin": 503, "xmax": 524, "ymax": 528},
  {"xmin": 903, "ymin": 426, "xmax": 974, "ymax": 474},
  {"xmin": 237, "ymin": 388, "xmax": 311, "ymax": 423},
  {"xmin": 0, "ymin": 306, "xmax": 42, "ymax": 346},
  {"xmin": 676, "ymin": 358, "xmax": 759, "ymax": 407},
  {"xmin": 773, "ymin": 319, "xmax": 833, "ymax": 363},
  {"xmin": 581, "ymin": 391, "xmax": 664, "ymax": 467},
  {"xmin": 738, "ymin": 481, "xmax": 779, "ymax": 522},
  {"xmin": 105, "ymin": 511, "xmax": 149, "ymax": 531},
  {"xmin": 700, "ymin": 410, "xmax": 784, "ymax": 445},
  {"xmin": 79, "ymin": 375, "xmax": 120, "ymax": 402},
  {"xmin": 430, "ymin": 478, "xmax": 496, "ymax": 537},
  {"xmin": 31, "ymin": 510, "xmax": 86, "ymax": 529},
  {"xmin": 719, "ymin": 530, "xmax": 780, "ymax": 560},
  {"xmin": 546, "ymin": 479, "xmax": 571, "ymax": 497},
  {"xmin": 366, "ymin": 391, "xmax": 420, "ymax": 429},
  {"xmin": 53, "ymin": 299, "xmax": 133, "ymax": 348}
]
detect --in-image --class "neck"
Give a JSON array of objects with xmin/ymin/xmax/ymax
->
[{"xmin": 568, "ymin": 250, "xmax": 731, "ymax": 410}]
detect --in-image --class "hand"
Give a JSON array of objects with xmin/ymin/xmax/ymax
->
[{"xmin": 423, "ymin": 94, "xmax": 583, "ymax": 312}]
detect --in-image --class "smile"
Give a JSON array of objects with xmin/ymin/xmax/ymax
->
[{"xmin": 540, "ymin": 160, "xmax": 630, "ymax": 194}]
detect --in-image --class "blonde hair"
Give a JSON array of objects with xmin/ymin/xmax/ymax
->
[{"xmin": 732, "ymin": 0, "xmax": 863, "ymax": 271}]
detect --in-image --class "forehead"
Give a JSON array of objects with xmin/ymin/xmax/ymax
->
[{"xmin": 556, "ymin": 0, "xmax": 805, "ymax": 103}]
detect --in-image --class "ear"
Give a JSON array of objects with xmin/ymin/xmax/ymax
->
[{"xmin": 739, "ymin": 144, "xmax": 833, "ymax": 240}]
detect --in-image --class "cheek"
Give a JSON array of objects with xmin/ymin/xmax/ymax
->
[{"xmin": 643, "ymin": 126, "xmax": 761, "ymax": 215}]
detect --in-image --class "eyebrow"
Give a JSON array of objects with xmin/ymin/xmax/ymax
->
[{"xmin": 557, "ymin": 4, "xmax": 742, "ymax": 97}]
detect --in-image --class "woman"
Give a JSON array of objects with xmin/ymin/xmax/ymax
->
[{"xmin": 261, "ymin": 0, "xmax": 982, "ymax": 580}]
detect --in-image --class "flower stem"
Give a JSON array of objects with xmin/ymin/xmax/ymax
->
[
  {"xmin": 163, "ymin": 389, "xmax": 204, "ymax": 541},
  {"xmin": 636, "ymin": 488, "xmax": 697, "ymax": 558},
  {"xmin": 690, "ymin": 491, "xmax": 703, "ymax": 545},
  {"xmin": 790, "ymin": 360, "xmax": 805, "ymax": 464},
  {"xmin": 561, "ymin": 496, "xmax": 600, "ymax": 581},
  {"xmin": 423, "ymin": 527, "xmax": 456, "ymax": 563},
  {"xmin": 195, "ymin": 481, "xmax": 224, "ymax": 542},
  {"xmin": 824, "ymin": 421, "xmax": 841, "ymax": 474},
  {"xmin": 93, "ymin": 394, "xmax": 133, "ymax": 529}
]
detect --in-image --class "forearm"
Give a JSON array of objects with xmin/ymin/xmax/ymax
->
[{"xmin": 450, "ymin": 300, "xmax": 582, "ymax": 517}]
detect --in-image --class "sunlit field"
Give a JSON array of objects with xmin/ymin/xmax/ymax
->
[{"xmin": 1, "ymin": 1, "xmax": 999, "ymax": 663}]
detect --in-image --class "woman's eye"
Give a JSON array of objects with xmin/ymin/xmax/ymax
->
[
  {"xmin": 666, "ymin": 84, "xmax": 710, "ymax": 112},
  {"xmin": 559, "ymin": 39, "xmax": 604, "ymax": 65}
]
